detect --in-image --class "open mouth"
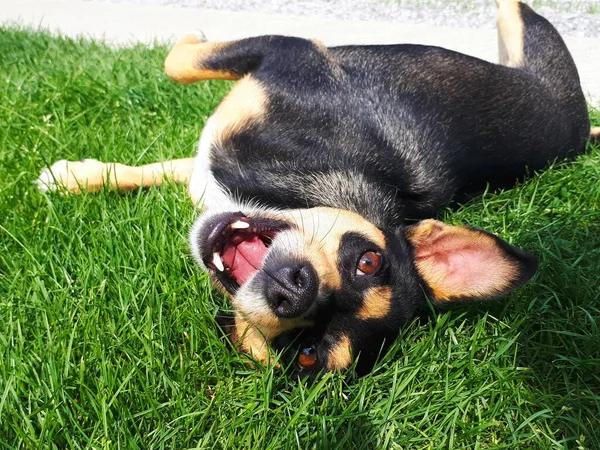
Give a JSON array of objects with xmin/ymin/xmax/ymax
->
[{"xmin": 198, "ymin": 212, "xmax": 291, "ymax": 292}]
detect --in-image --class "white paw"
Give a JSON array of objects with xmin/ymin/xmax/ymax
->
[
  {"xmin": 34, "ymin": 159, "xmax": 103, "ymax": 193},
  {"xmin": 35, "ymin": 168, "xmax": 54, "ymax": 192},
  {"xmin": 35, "ymin": 159, "xmax": 69, "ymax": 192}
]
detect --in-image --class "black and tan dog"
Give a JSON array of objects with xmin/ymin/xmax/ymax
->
[{"xmin": 37, "ymin": 0, "xmax": 598, "ymax": 375}]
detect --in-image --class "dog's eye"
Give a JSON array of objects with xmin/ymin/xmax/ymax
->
[
  {"xmin": 356, "ymin": 251, "xmax": 381, "ymax": 276},
  {"xmin": 298, "ymin": 344, "xmax": 318, "ymax": 369}
]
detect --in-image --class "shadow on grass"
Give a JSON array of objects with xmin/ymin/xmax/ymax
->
[
  {"xmin": 445, "ymin": 141, "xmax": 600, "ymax": 445},
  {"xmin": 513, "ymin": 218, "xmax": 600, "ymax": 445}
]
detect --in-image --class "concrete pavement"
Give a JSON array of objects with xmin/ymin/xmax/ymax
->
[{"xmin": 1, "ymin": 0, "xmax": 598, "ymax": 105}]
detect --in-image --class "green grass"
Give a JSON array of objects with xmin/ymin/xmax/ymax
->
[{"xmin": 1, "ymin": 27, "xmax": 600, "ymax": 449}]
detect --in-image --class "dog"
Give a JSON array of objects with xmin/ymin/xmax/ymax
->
[{"xmin": 36, "ymin": 0, "xmax": 598, "ymax": 375}]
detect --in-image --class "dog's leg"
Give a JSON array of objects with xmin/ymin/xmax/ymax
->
[
  {"xmin": 164, "ymin": 31, "xmax": 240, "ymax": 83},
  {"xmin": 164, "ymin": 31, "xmax": 332, "ymax": 84},
  {"xmin": 35, "ymin": 157, "xmax": 195, "ymax": 193},
  {"xmin": 495, "ymin": 0, "xmax": 589, "ymax": 140},
  {"xmin": 495, "ymin": 0, "xmax": 525, "ymax": 68},
  {"xmin": 495, "ymin": 0, "xmax": 585, "ymax": 97}
]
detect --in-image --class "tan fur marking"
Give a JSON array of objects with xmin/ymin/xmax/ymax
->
[
  {"xmin": 283, "ymin": 207, "xmax": 387, "ymax": 290},
  {"xmin": 233, "ymin": 306, "xmax": 316, "ymax": 342},
  {"xmin": 233, "ymin": 308, "xmax": 315, "ymax": 365},
  {"xmin": 310, "ymin": 39, "xmax": 328, "ymax": 53},
  {"xmin": 307, "ymin": 250, "xmax": 343, "ymax": 291},
  {"xmin": 234, "ymin": 314, "xmax": 272, "ymax": 365},
  {"xmin": 234, "ymin": 313, "xmax": 312, "ymax": 365},
  {"xmin": 327, "ymin": 335, "xmax": 353, "ymax": 371},
  {"xmin": 358, "ymin": 286, "xmax": 392, "ymax": 320},
  {"xmin": 213, "ymin": 76, "xmax": 268, "ymax": 142},
  {"xmin": 165, "ymin": 37, "xmax": 237, "ymax": 84},
  {"xmin": 310, "ymin": 39, "xmax": 345, "ymax": 79},
  {"xmin": 244, "ymin": 311, "xmax": 313, "ymax": 334},
  {"xmin": 496, "ymin": 0, "xmax": 524, "ymax": 68},
  {"xmin": 590, "ymin": 126, "xmax": 600, "ymax": 142},
  {"xmin": 408, "ymin": 220, "xmax": 517, "ymax": 302},
  {"xmin": 37, "ymin": 158, "xmax": 196, "ymax": 193}
]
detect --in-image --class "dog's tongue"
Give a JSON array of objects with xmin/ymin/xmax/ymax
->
[{"xmin": 221, "ymin": 236, "xmax": 268, "ymax": 285}]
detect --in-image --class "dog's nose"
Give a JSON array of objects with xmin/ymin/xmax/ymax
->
[{"xmin": 265, "ymin": 263, "xmax": 318, "ymax": 318}]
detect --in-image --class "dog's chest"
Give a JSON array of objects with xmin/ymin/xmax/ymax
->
[{"xmin": 188, "ymin": 117, "xmax": 236, "ymax": 211}]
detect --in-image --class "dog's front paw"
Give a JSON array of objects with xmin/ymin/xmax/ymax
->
[{"xmin": 35, "ymin": 159, "xmax": 104, "ymax": 193}]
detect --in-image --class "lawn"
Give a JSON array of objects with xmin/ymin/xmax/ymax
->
[{"xmin": 1, "ymin": 27, "xmax": 599, "ymax": 449}]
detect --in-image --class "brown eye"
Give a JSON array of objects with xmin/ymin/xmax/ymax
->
[
  {"xmin": 298, "ymin": 345, "xmax": 318, "ymax": 369},
  {"xmin": 356, "ymin": 251, "xmax": 382, "ymax": 276}
]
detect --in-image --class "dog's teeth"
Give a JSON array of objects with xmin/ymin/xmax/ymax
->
[
  {"xmin": 230, "ymin": 220, "xmax": 250, "ymax": 229},
  {"xmin": 212, "ymin": 252, "xmax": 225, "ymax": 271}
]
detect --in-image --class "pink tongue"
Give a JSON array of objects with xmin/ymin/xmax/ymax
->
[{"xmin": 221, "ymin": 236, "xmax": 268, "ymax": 285}]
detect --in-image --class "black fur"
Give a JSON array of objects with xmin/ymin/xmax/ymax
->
[
  {"xmin": 210, "ymin": 6, "xmax": 589, "ymax": 229},
  {"xmin": 195, "ymin": 3, "xmax": 590, "ymax": 375}
]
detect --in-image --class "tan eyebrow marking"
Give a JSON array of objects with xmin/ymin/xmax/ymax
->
[{"xmin": 357, "ymin": 286, "xmax": 392, "ymax": 320}]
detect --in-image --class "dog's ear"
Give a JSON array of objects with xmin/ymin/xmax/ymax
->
[{"xmin": 405, "ymin": 219, "xmax": 538, "ymax": 302}]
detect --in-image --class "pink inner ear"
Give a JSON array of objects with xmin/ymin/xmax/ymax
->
[{"xmin": 415, "ymin": 231, "xmax": 515, "ymax": 300}]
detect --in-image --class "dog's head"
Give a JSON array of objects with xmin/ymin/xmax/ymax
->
[{"xmin": 190, "ymin": 206, "xmax": 537, "ymax": 375}]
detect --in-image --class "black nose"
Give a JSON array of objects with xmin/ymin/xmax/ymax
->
[{"xmin": 265, "ymin": 264, "xmax": 318, "ymax": 318}]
